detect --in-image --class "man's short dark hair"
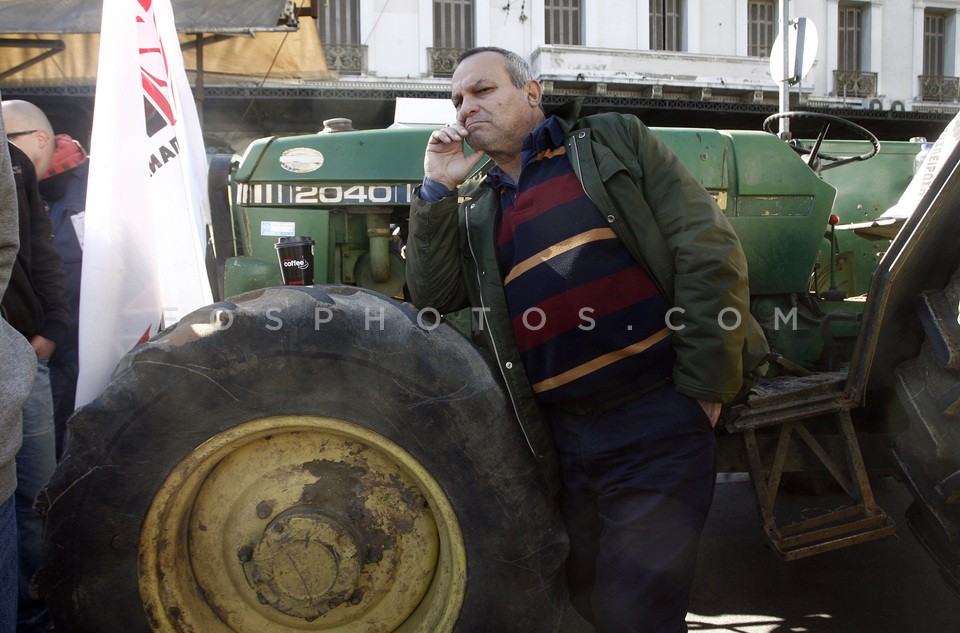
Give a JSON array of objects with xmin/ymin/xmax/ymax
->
[{"xmin": 457, "ymin": 47, "xmax": 533, "ymax": 89}]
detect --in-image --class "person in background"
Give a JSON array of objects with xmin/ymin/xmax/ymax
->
[
  {"xmin": 0, "ymin": 94, "xmax": 41, "ymax": 633},
  {"xmin": 406, "ymin": 48, "xmax": 768, "ymax": 632},
  {"xmin": 1, "ymin": 99, "xmax": 68, "ymax": 633},
  {"xmin": 38, "ymin": 133, "xmax": 88, "ymax": 458}
]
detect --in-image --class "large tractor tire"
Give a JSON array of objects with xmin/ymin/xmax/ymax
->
[
  {"xmin": 37, "ymin": 286, "xmax": 567, "ymax": 632},
  {"xmin": 879, "ymin": 138, "xmax": 960, "ymax": 598},
  {"xmin": 893, "ymin": 267, "xmax": 960, "ymax": 597}
]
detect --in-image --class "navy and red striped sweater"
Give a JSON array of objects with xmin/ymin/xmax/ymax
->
[{"xmin": 488, "ymin": 116, "xmax": 674, "ymax": 406}]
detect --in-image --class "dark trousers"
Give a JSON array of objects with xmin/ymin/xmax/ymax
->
[
  {"xmin": 547, "ymin": 382, "xmax": 717, "ymax": 633},
  {"xmin": 48, "ymin": 335, "xmax": 78, "ymax": 459}
]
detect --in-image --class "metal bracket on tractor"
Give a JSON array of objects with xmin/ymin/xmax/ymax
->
[
  {"xmin": 729, "ymin": 124, "xmax": 960, "ymax": 579},
  {"xmin": 727, "ymin": 373, "xmax": 895, "ymax": 560}
]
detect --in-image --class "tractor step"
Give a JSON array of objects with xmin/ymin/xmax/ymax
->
[
  {"xmin": 763, "ymin": 501, "xmax": 896, "ymax": 560},
  {"xmin": 728, "ymin": 374, "xmax": 896, "ymax": 560}
]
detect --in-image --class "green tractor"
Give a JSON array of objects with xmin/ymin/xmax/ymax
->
[{"xmin": 36, "ymin": 108, "xmax": 960, "ymax": 632}]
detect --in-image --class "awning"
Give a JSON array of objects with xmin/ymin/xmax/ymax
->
[
  {"xmin": 0, "ymin": 1, "xmax": 331, "ymax": 86},
  {"xmin": 0, "ymin": 0, "xmax": 298, "ymax": 35}
]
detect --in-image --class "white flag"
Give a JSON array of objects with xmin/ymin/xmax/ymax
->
[{"xmin": 75, "ymin": 0, "xmax": 213, "ymax": 406}]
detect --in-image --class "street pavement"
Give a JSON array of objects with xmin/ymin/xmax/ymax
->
[{"xmin": 559, "ymin": 474, "xmax": 959, "ymax": 632}]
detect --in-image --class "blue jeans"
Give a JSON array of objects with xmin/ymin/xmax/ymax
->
[
  {"xmin": 547, "ymin": 382, "xmax": 717, "ymax": 633},
  {"xmin": 15, "ymin": 358, "xmax": 55, "ymax": 631},
  {"xmin": 0, "ymin": 496, "xmax": 16, "ymax": 633}
]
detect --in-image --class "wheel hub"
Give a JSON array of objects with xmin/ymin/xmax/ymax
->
[
  {"xmin": 139, "ymin": 416, "xmax": 466, "ymax": 632},
  {"xmin": 250, "ymin": 509, "xmax": 364, "ymax": 619}
]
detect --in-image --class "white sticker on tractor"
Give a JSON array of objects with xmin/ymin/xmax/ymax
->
[
  {"xmin": 279, "ymin": 147, "xmax": 325, "ymax": 173},
  {"xmin": 261, "ymin": 221, "xmax": 296, "ymax": 236}
]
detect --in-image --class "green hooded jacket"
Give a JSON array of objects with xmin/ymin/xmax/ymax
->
[{"xmin": 406, "ymin": 100, "xmax": 769, "ymax": 490}]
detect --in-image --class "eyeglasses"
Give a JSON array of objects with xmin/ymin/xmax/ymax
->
[{"xmin": 6, "ymin": 130, "xmax": 37, "ymax": 138}]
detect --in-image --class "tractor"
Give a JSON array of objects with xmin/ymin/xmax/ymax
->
[{"xmin": 35, "ymin": 106, "xmax": 960, "ymax": 632}]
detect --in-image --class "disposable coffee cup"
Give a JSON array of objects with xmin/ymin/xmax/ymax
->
[{"xmin": 275, "ymin": 236, "xmax": 315, "ymax": 286}]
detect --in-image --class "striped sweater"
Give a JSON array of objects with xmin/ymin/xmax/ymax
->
[{"xmin": 489, "ymin": 116, "xmax": 674, "ymax": 406}]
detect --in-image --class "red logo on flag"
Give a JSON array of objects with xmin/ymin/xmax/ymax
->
[{"xmin": 137, "ymin": 0, "xmax": 177, "ymax": 136}]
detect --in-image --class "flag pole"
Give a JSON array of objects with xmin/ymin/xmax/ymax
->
[{"xmin": 779, "ymin": 0, "xmax": 791, "ymax": 139}]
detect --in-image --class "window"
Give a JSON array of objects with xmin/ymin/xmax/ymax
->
[
  {"xmin": 834, "ymin": 2, "xmax": 877, "ymax": 97},
  {"xmin": 434, "ymin": 0, "xmax": 475, "ymax": 49},
  {"xmin": 748, "ymin": 0, "xmax": 776, "ymax": 57},
  {"xmin": 317, "ymin": 0, "xmax": 360, "ymax": 46},
  {"xmin": 545, "ymin": 0, "xmax": 582, "ymax": 46},
  {"xmin": 837, "ymin": 3, "xmax": 863, "ymax": 71},
  {"xmin": 924, "ymin": 10, "xmax": 947, "ymax": 77},
  {"xmin": 919, "ymin": 9, "xmax": 958, "ymax": 101},
  {"xmin": 317, "ymin": 0, "xmax": 364, "ymax": 75},
  {"xmin": 650, "ymin": 0, "xmax": 682, "ymax": 52}
]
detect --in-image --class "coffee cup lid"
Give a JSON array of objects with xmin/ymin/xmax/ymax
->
[{"xmin": 275, "ymin": 235, "xmax": 315, "ymax": 248}]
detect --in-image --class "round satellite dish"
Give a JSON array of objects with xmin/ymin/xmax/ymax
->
[{"xmin": 769, "ymin": 17, "xmax": 818, "ymax": 84}]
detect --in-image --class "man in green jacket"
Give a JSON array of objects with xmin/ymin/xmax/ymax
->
[{"xmin": 406, "ymin": 47, "xmax": 767, "ymax": 632}]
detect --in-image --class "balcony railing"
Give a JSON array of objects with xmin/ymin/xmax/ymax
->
[
  {"xmin": 919, "ymin": 75, "xmax": 960, "ymax": 102},
  {"xmin": 428, "ymin": 47, "xmax": 465, "ymax": 77},
  {"xmin": 832, "ymin": 70, "xmax": 878, "ymax": 98},
  {"xmin": 325, "ymin": 44, "xmax": 367, "ymax": 76}
]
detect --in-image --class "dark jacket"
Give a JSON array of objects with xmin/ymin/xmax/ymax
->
[
  {"xmin": 39, "ymin": 159, "xmax": 87, "ymax": 335},
  {"xmin": 1, "ymin": 121, "xmax": 37, "ymax": 504},
  {"xmin": 1, "ymin": 143, "xmax": 70, "ymax": 348},
  {"xmin": 406, "ymin": 100, "xmax": 769, "ymax": 488}
]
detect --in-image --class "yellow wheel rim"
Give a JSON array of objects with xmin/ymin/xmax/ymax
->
[{"xmin": 139, "ymin": 416, "xmax": 466, "ymax": 632}]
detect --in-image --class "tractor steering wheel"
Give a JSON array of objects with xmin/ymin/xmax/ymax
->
[{"xmin": 763, "ymin": 111, "xmax": 880, "ymax": 173}]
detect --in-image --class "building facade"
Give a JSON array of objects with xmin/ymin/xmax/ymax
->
[
  {"xmin": 4, "ymin": 0, "xmax": 957, "ymax": 150},
  {"xmin": 291, "ymin": 0, "xmax": 959, "ymax": 145}
]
